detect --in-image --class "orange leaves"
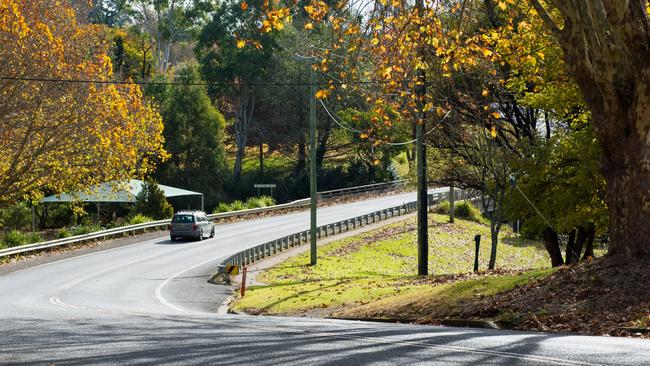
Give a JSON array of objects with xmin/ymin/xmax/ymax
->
[
  {"xmin": 240, "ymin": 1, "xmax": 248, "ymax": 11},
  {"xmin": 260, "ymin": 7, "xmax": 291, "ymax": 33},
  {"xmin": 315, "ymin": 89, "xmax": 329, "ymax": 99},
  {"xmin": 236, "ymin": 39, "xmax": 246, "ymax": 48},
  {"xmin": 304, "ymin": 1, "xmax": 329, "ymax": 22}
]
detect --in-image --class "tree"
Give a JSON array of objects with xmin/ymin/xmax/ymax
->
[
  {"xmin": 0, "ymin": 0, "xmax": 167, "ymax": 207},
  {"xmin": 149, "ymin": 66, "xmax": 227, "ymax": 208},
  {"xmin": 129, "ymin": 0, "xmax": 214, "ymax": 73},
  {"xmin": 196, "ymin": 0, "xmax": 279, "ymax": 181},
  {"xmin": 507, "ymin": 124, "xmax": 608, "ymax": 267},
  {"xmin": 133, "ymin": 180, "xmax": 174, "ymax": 219},
  {"xmin": 526, "ymin": 1, "xmax": 650, "ymax": 261}
]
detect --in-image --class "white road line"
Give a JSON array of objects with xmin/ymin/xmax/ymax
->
[{"xmin": 154, "ymin": 248, "xmax": 246, "ymax": 312}]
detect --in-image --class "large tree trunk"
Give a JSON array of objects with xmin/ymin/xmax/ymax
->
[
  {"xmin": 542, "ymin": 228, "xmax": 564, "ymax": 267},
  {"xmin": 233, "ymin": 86, "xmax": 254, "ymax": 181},
  {"xmin": 296, "ymin": 137, "xmax": 306, "ymax": 172},
  {"xmin": 583, "ymin": 226, "xmax": 596, "ymax": 260},
  {"xmin": 532, "ymin": 0, "xmax": 650, "ymax": 262},
  {"xmin": 488, "ymin": 220, "xmax": 501, "ymax": 270}
]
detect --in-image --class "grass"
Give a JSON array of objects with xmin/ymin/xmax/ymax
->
[
  {"xmin": 335, "ymin": 268, "xmax": 556, "ymax": 320},
  {"xmin": 226, "ymin": 147, "xmax": 294, "ymax": 172},
  {"xmin": 232, "ymin": 213, "xmax": 552, "ymax": 316}
]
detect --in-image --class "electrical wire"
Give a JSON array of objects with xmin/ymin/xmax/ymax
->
[
  {"xmin": 0, "ymin": 75, "xmax": 386, "ymax": 87},
  {"xmin": 318, "ymin": 99, "xmax": 451, "ymax": 146},
  {"xmin": 319, "ymin": 100, "xmax": 362, "ymax": 134}
]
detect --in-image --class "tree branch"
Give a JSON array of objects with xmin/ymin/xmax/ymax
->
[{"xmin": 529, "ymin": 0, "xmax": 562, "ymax": 40}]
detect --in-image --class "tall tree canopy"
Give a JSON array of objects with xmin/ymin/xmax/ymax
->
[
  {"xmin": 148, "ymin": 66, "xmax": 227, "ymax": 208},
  {"xmin": 196, "ymin": 0, "xmax": 278, "ymax": 181},
  {"xmin": 0, "ymin": 0, "xmax": 167, "ymax": 206}
]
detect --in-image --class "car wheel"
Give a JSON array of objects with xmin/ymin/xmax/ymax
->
[
  {"xmin": 170, "ymin": 235, "xmax": 176, "ymax": 241},
  {"xmin": 210, "ymin": 228, "xmax": 215, "ymax": 238},
  {"xmin": 197, "ymin": 230, "xmax": 204, "ymax": 241}
]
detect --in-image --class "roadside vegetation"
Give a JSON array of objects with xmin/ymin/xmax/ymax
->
[{"xmin": 232, "ymin": 213, "xmax": 551, "ymax": 315}]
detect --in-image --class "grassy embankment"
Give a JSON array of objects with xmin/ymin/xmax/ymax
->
[{"xmin": 232, "ymin": 213, "xmax": 553, "ymax": 319}]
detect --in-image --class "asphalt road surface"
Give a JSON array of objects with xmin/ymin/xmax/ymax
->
[{"xmin": 1, "ymin": 190, "xmax": 649, "ymax": 365}]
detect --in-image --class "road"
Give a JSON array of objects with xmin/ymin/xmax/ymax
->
[{"xmin": 1, "ymin": 190, "xmax": 649, "ymax": 365}]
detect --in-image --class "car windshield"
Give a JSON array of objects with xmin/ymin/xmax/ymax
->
[{"xmin": 172, "ymin": 214, "xmax": 194, "ymax": 223}]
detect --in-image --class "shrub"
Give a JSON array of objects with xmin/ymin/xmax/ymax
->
[
  {"xmin": 433, "ymin": 200, "xmax": 483, "ymax": 222},
  {"xmin": 3, "ymin": 230, "xmax": 27, "ymax": 247},
  {"xmin": 57, "ymin": 228, "xmax": 71, "ymax": 238},
  {"xmin": 259, "ymin": 195, "xmax": 276, "ymax": 207},
  {"xmin": 27, "ymin": 232, "xmax": 43, "ymax": 244},
  {"xmin": 434, "ymin": 200, "xmax": 450, "ymax": 214},
  {"xmin": 229, "ymin": 200, "xmax": 245, "ymax": 211},
  {"xmin": 455, "ymin": 201, "xmax": 482, "ymax": 221},
  {"xmin": 127, "ymin": 214, "xmax": 153, "ymax": 225},
  {"xmin": 133, "ymin": 180, "xmax": 174, "ymax": 220},
  {"xmin": 245, "ymin": 197, "xmax": 262, "ymax": 209},
  {"xmin": 70, "ymin": 225, "xmax": 102, "ymax": 236},
  {"xmin": 213, "ymin": 203, "xmax": 230, "ymax": 214},
  {"xmin": 0, "ymin": 203, "xmax": 32, "ymax": 230}
]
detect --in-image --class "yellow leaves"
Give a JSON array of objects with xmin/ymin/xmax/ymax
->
[
  {"xmin": 236, "ymin": 39, "xmax": 246, "ymax": 48},
  {"xmin": 371, "ymin": 37, "xmax": 379, "ymax": 45},
  {"xmin": 359, "ymin": 133, "xmax": 368, "ymax": 139},
  {"xmin": 491, "ymin": 112, "xmax": 502, "ymax": 119},
  {"xmin": 482, "ymin": 89, "xmax": 489, "ymax": 97},
  {"xmin": 490, "ymin": 126, "xmax": 498, "ymax": 138},
  {"xmin": 497, "ymin": 1, "xmax": 507, "ymax": 11},
  {"xmin": 304, "ymin": 22, "xmax": 314, "ymax": 30},
  {"xmin": 480, "ymin": 47, "xmax": 493, "ymax": 57},
  {"xmin": 0, "ymin": 0, "xmax": 166, "ymax": 205}
]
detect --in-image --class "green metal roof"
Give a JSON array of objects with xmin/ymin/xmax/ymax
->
[{"xmin": 41, "ymin": 179, "xmax": 202, "ymax": 203}]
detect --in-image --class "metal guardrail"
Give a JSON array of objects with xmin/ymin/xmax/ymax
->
[
  {"xmin": 216, "ymin": 188, "xmax": 470, "ymax": 274},
  {"xmin": 0, "ymin": 181, "xmax": 408, "ymax": 260},
  {"xmin": 319, "ymin": 179, "xmax": 408, "ymax": 200}
]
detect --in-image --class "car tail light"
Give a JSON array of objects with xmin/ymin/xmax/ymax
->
[
  {"xmin": 168, "ymin": 224, "xmax": 172, "ymax": 231},
  {"xmin": 192, "ymin": 224, "xmax": 197, "ymax": 231}
]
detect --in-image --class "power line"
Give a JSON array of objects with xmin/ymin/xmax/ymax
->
[
  {"xmin": 319, "ymin": 100, "xmax": 362, "ymax": 134},
  {"xmin": 0, "ymin": 75, "xmax": 386, "ymax": 87},
  {"xmin": 319, "ymin": 99, "xmax": 450, "ymax": 146}
]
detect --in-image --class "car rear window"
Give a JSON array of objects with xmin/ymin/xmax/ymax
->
[{"xmin": 172, "ymin": 214, "xmax": 195, "ymax": 223}]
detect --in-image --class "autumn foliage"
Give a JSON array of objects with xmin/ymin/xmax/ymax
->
[{"xmin": 0, "ymin": 0, "xmax": 167, "ymax": 205}]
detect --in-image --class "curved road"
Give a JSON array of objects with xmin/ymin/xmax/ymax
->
[{"xmin": 1, "ymin": 191, "xmax": 648, "ymax": 365}]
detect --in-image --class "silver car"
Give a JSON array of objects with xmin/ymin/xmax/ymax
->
[{"xmin": 169, "ymin": 211, "xmax": 215, "ymax": 241}]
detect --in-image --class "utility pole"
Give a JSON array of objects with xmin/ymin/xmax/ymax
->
[
  {"xmin": 415, "ymin": 0, "xmax": 428, "ymax": 276},
  {"xmin": 295, "ymin": 53, "xmax": 319, "ymax": 266},
  {"xmin": 309, "ymin": 64, "xmax": 318, "ymax": 266}
]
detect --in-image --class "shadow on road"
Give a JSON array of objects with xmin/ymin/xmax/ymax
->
[{"xmin": 2, "ymin": 315, "xmax": 639, "ymax": 365}]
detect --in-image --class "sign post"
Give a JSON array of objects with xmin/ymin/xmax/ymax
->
[{"xmin": 253, "ymin": 183, "xmax": 276, "ymax": 197}]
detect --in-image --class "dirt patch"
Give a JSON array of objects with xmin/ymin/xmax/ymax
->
[{"xmin": 452, "ymin": 257, "xmax": 650, "ymax": 337}]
